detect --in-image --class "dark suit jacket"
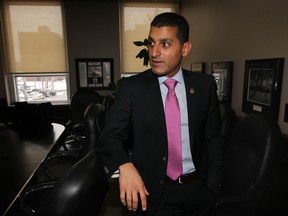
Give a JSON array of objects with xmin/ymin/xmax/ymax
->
[{"xmin": 99, "ymin": 68, "xmax": 223, "ymax": 215}]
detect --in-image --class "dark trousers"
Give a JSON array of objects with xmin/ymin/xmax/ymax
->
[{"xmin": 136, "ymin": 178, "xmax": 215, "ymax": 216}]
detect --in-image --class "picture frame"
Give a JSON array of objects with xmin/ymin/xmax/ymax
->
[
  {"xmin": 191, "ymin": 62, "xmax": 205, "ymax": 73},
  {"xmin": 211, "ymin": 61, "xmax": 233, "ymax": 104},
  {"xmin": 75, "ymin": 58, "xmax": 114, "ymax": 90},
  {"xmin": 242, "ymin": 58, "xmax": 284, "ymax": 121}
]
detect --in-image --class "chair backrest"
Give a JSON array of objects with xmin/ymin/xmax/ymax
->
[
  {"xmin": 219, "ymin": 104, "xmax": 237, "ymax": 151},
  {"xmin": 13, "ymin": 101, "xmax": 53, "ymax": 133},
  {"xmin": 42, "ymin": 149, "xmax": 108, "ymax": 216},
  {"xmin": 0, "ymin": 98, "xmax": 9, "ymax": 124},
  {"xmin": 98, "ymin": 94, "xmax": 115, "ymax": 131},
  {"xmin": 69, "ymin": 90, "xmax": 102, "ymax": 127},
  {"xmin": 220, "ymin": 113, "xmax": 280, "ymax": 196},
  {"xmin": 80, "ymin": 103, "xmax": 105, "ymax": 158}
]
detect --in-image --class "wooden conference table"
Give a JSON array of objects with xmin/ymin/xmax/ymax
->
[{"xmin": 0, "ymin": 123, "xmax": 65, "ymax": 215}]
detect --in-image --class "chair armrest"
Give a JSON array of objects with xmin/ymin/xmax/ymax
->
[
  {"xmin": 71, "ymin": 122, "xmax": 85, "ymax": 135},
  {"xmin": 65, "ymin": 120, "xmax": 72, "ymax": 130},
  {"xmin": 62, "ymin": 136, "xmax": 86, "ymax": 151},
  {"xmin": 41, "ymin": 151, "xmax": 80, "ymax": 180},
  {"xmin": 20, "ymin": 181, "xmax": 58, "ymax": 216}
]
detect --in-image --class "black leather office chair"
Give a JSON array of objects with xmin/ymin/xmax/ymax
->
[
  {"xmin": 20, "ymin": 149, "xmax": 108, "ymax": 216},
  {"xmin": 63, "ymin": 90, "xmax": 102, "ymax": 151},
  {"xmin": 212, "ymin": 113, "xmax": 281, "ymax": 216},
  {"xmin": 40, "ymin": 102, "xmax": 105, "ymax": 180},
  {"xmin": 219, "ymin": 104, "xmax": 237, "ymax": 152}
]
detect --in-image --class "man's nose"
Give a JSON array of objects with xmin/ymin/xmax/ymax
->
[{"xmin": 150, "ymin": 45, "xmax": 161, "ymax": 57}]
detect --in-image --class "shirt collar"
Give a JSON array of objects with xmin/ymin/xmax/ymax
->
[{"xmin": 158, "ymin": 68, "xmax": 184, "ymax": 85}]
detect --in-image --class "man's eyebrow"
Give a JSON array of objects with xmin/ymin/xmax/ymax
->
[
  {"xmin": 159, "ymin": 38, "xmax": 173, "ymax": 44},
  {"xmin": 148, "ymin": 37, "xmax": 173, "ymax": 43},
  {"xmin": 160, "ymin": 38, "xmax": 172, "ymax": 41},
  {"xmin": 148, "ymin": 36, "xmax": 154, "ymax": 41}
]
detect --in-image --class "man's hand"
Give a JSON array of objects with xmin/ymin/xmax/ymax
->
[{"xmin": 118, "ymin": 162, "xmax": 149, "ymax": 212}]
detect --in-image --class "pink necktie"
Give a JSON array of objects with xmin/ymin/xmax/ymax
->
[{"xmin": 164, "ymin": 79, "xmax": 182, "ymax": 180}]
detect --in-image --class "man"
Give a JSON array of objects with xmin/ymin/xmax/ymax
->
[{"xmin": 99, "ymin": 12, "xmax": 223, "ymax": 216}]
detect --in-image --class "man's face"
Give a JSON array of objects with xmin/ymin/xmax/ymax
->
[{"xmin": 148, "ymin": 26, "xmax": 191, "ymax": 78}]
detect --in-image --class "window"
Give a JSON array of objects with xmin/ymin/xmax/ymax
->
[
  {"xmin": 14, "ymin": 74, "xmax": 67, "ymax": 102},
  {"xmin": 120, "ymin": 2, "xmax": 178, "ymax": 74},
  {"xmin": 1, "ymin": 0, "xmax": 69, "ymax": 103}
]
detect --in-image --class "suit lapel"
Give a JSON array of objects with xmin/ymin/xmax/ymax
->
[
  {"xmin": 183, "ymin": 70, "xmax": 197, "ymax": 143},
  {"xmin": 146, "ymin": 70, "xmax": 167, "ymax": 139}
]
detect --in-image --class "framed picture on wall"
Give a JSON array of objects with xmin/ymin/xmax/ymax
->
[
  {"xmin": 242, "ymin": 58, "xmax": 284, "ymax": 121},
  {"xmin": 75, "ymin": 58, "xmax": 114, "ymax": 90},
  {"xmin": 191, "ymin": 62, "xmax": 205, "ymax": 73},
  {"xmin": 211, "ymin": 61, "xmax": 233, "ymax": 105}
]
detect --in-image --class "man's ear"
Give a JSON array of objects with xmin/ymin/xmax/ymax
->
[{"xmin": 182, "ymin": 42, "xmax": 192, "ymax": 57}]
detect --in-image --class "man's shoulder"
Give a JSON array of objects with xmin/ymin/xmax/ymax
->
[
  {"xmin": 182, "ymin": 68, "xmax": 214, "ymax": 81},
  {"xmin": 124, "ymin": 69, "xmax": 154, "ymax": 82}
]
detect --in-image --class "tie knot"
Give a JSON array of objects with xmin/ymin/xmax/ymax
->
[{"xmin": 164, "ymin": 79, "xmax": 177, "ymax": 90}]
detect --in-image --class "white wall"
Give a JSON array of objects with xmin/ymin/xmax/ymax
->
[{"xmin": 181, "ymin": 0, "xmax": 288, "ymax": 134}]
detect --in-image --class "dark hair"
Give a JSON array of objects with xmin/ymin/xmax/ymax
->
[{"xmin": 150, "ymin": 12, "xmax": 189, "ymax": 44}]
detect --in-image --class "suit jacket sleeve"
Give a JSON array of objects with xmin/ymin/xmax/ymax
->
[{"xmin": 99, "ymin": 77, "xmax": 133, "ymax": 178}]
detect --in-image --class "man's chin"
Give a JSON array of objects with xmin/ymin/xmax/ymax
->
[{"xmin": 151, "ymin": 68, "xmax": 167, "ymax": 77}]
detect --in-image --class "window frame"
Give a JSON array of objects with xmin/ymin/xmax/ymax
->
[
  {"xmin": 0, "ymin": 0, "xmax": 70, "ymax": 104},
  {"xmin": 12, "ymin": 73, "xmax": 70, "ymax": 104}
]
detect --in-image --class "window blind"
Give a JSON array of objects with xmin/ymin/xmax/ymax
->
[{"xmin": 2, "ymin": 0, "xmax": 68, "ymax": 73}]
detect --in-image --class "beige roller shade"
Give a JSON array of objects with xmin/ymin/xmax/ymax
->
[{"xmin": 2, "ymin": 0, "xmax": 68, "ymax": 73}]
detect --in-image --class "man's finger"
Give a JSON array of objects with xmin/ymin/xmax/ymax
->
[
  {"xmin": 132, "ymin": 191, "xmax": 139, "ymax": 211},
  {"xmin": 120, "ymin": 190, "xmax": 126, "ymax": 206},
  {"xmin": 139, "ymin": 188, "xmax": 149, "ymax": 211},
  {"xmin": 125, "ymin": 191, "xmax": 133, "ymax": 210}
]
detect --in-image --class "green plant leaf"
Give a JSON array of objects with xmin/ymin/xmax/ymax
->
[
  {"xmin": 133, "ymin": 41, "xmax": 145, "ymax": 46},
  {"xmin": 143, "ymin": 51, "xmax": 149, "ymax": 66},
  {"xmin": 143, "ymin": 38, "xmax": 149, "ymax": 46},
  {"xmin": 136, "ymin": 48, "xmax": 147, "ymax": 59}
]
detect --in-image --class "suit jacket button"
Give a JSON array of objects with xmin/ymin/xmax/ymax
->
[
  {"xmin": 162, "ymin": 157, "xmax": 167, "ymax": 161},
  {"xmin": 104, "ymin": 166, "xmax": 109, "ymax": 174},
  {"xmin": 160, "ymin": 180, "xmax": 164, "ymax": 184}
]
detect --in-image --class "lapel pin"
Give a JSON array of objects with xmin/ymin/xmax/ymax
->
[{"xmin": 190, "ymin": 88, "xmax": 195, "ymax": 94}]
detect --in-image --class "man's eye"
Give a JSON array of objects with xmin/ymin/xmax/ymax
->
[
  {"xmin": 147, "ymin": 41, "xmax": 154, "ymax": 47},
  {"xmin": 163, "ymin": 42, "xmax": 170, "ymax": 47}
]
